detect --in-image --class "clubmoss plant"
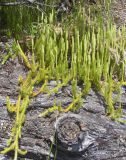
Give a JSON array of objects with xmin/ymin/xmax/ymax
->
[{"xmin": 1, "ymin": 0, "xmax": 126, "ymax": 159}]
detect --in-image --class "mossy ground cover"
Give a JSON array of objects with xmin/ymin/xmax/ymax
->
[{"xmin": 0, "ymin": 0, "xmax": 126, "ymax": 159}]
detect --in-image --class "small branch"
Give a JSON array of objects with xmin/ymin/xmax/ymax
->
[
  {"xmin": 0, "ymin": 1, "xmax": 57, "ymax": 9},
  {"xmin": 0, "ymin": 2, "xmax": 27, "ymax": 6}
]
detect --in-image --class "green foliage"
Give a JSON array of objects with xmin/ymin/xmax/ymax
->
[
  {"xmin": 1, "ymin": 95, "xmax": 28, "ymax": 160},
  {"xmin": 0, "ymin": 2, "xmax": 41, "ymax": 38},
  {"xmin": 1, "ymin": 41, "xmax": 18, "ymax": 65}
]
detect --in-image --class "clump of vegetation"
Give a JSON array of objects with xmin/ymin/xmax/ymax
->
[
  {"xmin": 0, "ymin": 0, "xmax": 42, "ymax": 38},
  {"xmin": 0, "ymin": 0, "xmax": 126, "ymax": 159}
]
